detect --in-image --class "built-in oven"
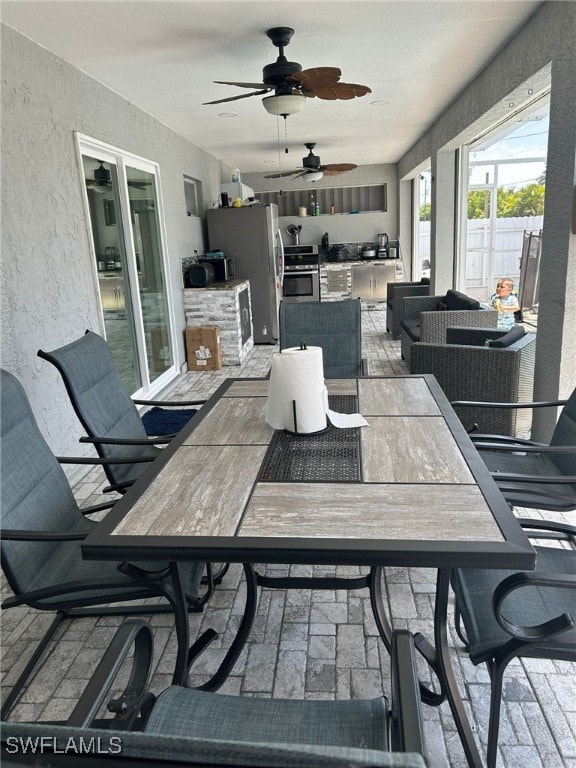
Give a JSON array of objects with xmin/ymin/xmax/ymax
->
[{"xmin": 282, "ymin": 245, "xmax": 320, "ymax": 303}]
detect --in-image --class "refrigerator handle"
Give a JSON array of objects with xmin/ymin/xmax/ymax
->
[{"xmin": 276, "ymin": 228, "xmax": 285, "ymax": 285}]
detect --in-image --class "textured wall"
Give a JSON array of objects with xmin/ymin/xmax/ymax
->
[{"xmin": 1, "ymin": 24, "xmax": 221, "ymax": 462}]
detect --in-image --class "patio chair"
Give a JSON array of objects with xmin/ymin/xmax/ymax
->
[
  {"xmin": 279, "ymin": 299, "xmax": 367, "ymax": 377},
  {"xmin": 400, "ymin": 290, "xmax": 498, "ymax": 369},
  {"xmin": 0, "ymin": 620, "xmax": 427, "ymax": 768},
  {"xmin": 386, "ymin": 278, "xmax": 430, "ymax": 340},
  {"xmin": 451, "ymin": 517, "xmax": 575, "ymax": 768},
  {"xmin": 0, "ymin": 370, "xmax": 213, "ymax": 721},
  {"xmin": 410, "ymin": 325, "xmax": 536, "ymax": 436},
  {"xmin": 455, "ymin": 385, "xmax": 576, "ymax": 511},
  {"xmin": 38, "ymin": 330, "xmax": 204, "ymax": 494}
]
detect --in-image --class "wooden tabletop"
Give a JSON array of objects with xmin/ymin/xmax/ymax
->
[{"xmin": 84, "ymin": 376, "xmax": 534, "ymax": 570}]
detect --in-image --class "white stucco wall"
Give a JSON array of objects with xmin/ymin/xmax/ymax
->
[{"xmin": 1, "ymin": 23, "xmax": 221, "ymax": 461}]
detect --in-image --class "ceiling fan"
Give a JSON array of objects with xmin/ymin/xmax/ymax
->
[
  {"xmin": 203, "ymin": 27, "xmax": 371, "ymax": 116},
  {"xmin": 85, "ymin": 161, "xmax": 152, "ymax": 191},
  {"xmin": 265, "ymin": 143, "xmax": 357, "ymax": 181}
]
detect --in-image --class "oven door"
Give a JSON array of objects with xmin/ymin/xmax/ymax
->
[{"xmin": 282, "ymin": 270, "xmax": 320, "ymax": 302}]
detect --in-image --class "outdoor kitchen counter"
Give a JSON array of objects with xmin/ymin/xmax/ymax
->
[{"xmin": 184, "ymin": 280, "xmax": 253, "ymax": 365}]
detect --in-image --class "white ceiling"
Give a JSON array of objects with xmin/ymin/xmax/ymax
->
[{"xmin": 2, "ymin": 0, "xmax": 541, "ymax": 172}]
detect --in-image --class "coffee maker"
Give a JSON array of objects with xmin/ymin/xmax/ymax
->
[{"xmin": 377, "ymin": 233, "xmax": 388, "ymax": 258}]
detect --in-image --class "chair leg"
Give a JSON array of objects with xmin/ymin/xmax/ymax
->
[
  {"xmin": 486, "ymin": 659, "xmax": 507, "ymax": 768},
  {"xmin": 1, "ymin": 610, "xmax": 68, "ymax": 721}
]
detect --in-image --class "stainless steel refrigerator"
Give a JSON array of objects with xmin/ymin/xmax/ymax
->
[{"xmin": 206, "ymin": 204, "xmax": 284, "ymax": 343}]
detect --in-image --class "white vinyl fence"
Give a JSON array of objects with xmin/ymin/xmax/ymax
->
[{"xmin": 419, "ymin": 216, "xmax": 543, "ymax": 301}]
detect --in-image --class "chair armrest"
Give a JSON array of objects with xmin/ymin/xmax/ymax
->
[
  {"xmin": 475, "ymin": 442, "xmax": 575, "ymax": 454},
  {"xmin": 519, "ymin": 518, "xmax": 576, "ymax": 538},
  {"xmin": 452, "ymin": 399, "xmax": 567, "ymax": 410},
  {"xmin": 67, "ymin": 619, "xmax": 155, "ymax": 729},
  {"xmin": 133, "ymin": 398, "xmax": 205, "ymax": 407},
  {"xmin": 490, "ymin": 471, "xmax": 576, "ymax": 484},
  {"xmin": 389, "ymin": 630, "xmax": 425, "ymax": 756},
  {"xmin": 79, "ymin": 500, "xmax": 117, "ymax": 517},
  {"xmin": 361, "ymin": 357, "xmax": 369, "ymax": 376},
  {"xmin": 79, "ymin": 435, "xmax": 172, "ymax": 446},
  {"xmin": 0, "ymin": 529, "xmax": 87, "ymax": 542},
  {"xmin": 493, "ymin": 571, "xmax": 576, "ymax": 643},
  {"xmin": 57, "ymin": 455, "xmax": 156, "ymax": 465}
]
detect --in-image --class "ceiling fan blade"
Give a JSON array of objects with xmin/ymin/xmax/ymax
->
[
  {"xmin": 203, "ymin": 89, "xmax": 269, "ymax": 105},
  {"xmin": 214, "ymin": 80, "xmax": 268, "ymax": 89},
  {"xmin": 291, "ymin": 170, "xmax": 313, "ymax": 180},
  {"xmin": 289, "ymin": 67, "xmax": 341, "ymax": 90},
  {"xmin": 321, "ymin": 163, "xmax": 358, "ymax": 173},
  {"xmin": 315, "ymin": 82, "xmax": 372, "ymax": 100},
  {"xmin": 264, "ymin": 170, "xmax": 300, "ymax": 179}
]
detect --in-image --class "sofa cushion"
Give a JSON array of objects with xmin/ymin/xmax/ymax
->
[
  {"xmin": 487, "ymin": 326, "xmax": 525, "ymax": 348},
  {"xmin": 400, "ymin": 318, "xmax": 421, "ymax": 342},
  {"xmin": 444, "ymin": 290, "xmax": 480, "ymax": 311},
  {"xmin": 420, "ymin": 278, "xmax": 430, "ymax": 285}
]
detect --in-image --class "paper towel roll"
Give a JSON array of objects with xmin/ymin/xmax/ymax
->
[{"xmin": 265, "ymin": 346, "xmax": 328, "ymax": 434}]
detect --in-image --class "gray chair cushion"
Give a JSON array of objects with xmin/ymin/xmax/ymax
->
[
  {"xmin": 399, "ymin": 318, "xmax": 421, "ymax": 342},
  {"xmin": 487, "ymin": 326, "xmax": 525, "ymax": 347},
  {"xmin": 146, "ymin": 686, "xmax": 389, "ymax": 751},
  {"xmin": 452, "ymin": 546, "xmax": 576, "ymax": 665}
]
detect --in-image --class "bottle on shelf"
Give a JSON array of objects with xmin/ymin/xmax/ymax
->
[
  {"xmin": 315, "ymin": 201, "xmax": 320, "ymax": 216},
  {"xmin": 309, "ymin": 193, "xmax": 315, "ymax": 217}
]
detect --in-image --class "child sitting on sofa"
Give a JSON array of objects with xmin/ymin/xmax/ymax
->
[{"xmin": 490, "ymin": 278, "xmax": 520, "ymax": 330}]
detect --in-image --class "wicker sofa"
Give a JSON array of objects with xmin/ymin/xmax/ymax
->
[
  {"xmin": 410, "ymin": 325, "xmax": 536, "ymax": 436},
  {"xmin": 386, "ymin": 278, "xmax": 430, "ymax": 340},
  {"xmin": 400, "ymin": 289, "xmax": 498, "ymax": 368}
]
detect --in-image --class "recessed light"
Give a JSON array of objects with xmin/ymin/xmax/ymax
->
[
  {"xmin": 218, "ymin": 112, "xmax": 238, "ymax": 118},
  {"xmin": 370, "ymin": 100, "xmax": 390, "ymax": 106}
]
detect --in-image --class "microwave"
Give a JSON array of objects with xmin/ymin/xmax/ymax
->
[{"xmin": 199, "ymin": 257, "xmax": 235, "ymax": 282}]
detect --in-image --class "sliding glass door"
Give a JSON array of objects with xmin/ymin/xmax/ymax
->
[{"xmin": 79, "ymin": 136, "xmax": 175, "ymax": 396}]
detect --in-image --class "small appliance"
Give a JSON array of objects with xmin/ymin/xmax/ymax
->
[
  {"xmin": 200, "ymin": 257, "xmax": 235, "ymax": 282},
  {"xmin": 377, "ymin": 233, "xmax": 389, "ymax": 258},
  {"xmin": 185, "ymin": 262, "xmax": 216, "ymax": 288}
]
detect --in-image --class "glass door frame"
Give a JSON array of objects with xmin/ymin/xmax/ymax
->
[{"xmin": 76, "ymin": 132, "xmax": 179, "ymax": 399}]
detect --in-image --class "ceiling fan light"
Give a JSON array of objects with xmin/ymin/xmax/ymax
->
[
  {"xmin": 262, "ymin": 94, "xmax": 306, "ymax": 116},
  {"xmin": 306, "ymin": 171, "xmax": 324, "ymax": 182}
]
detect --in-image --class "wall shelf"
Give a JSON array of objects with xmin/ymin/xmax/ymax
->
[{"xmin": 258, "ymin": 184, "xmax": 387, "ymax": 217}]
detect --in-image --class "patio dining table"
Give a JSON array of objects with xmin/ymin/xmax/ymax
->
[{"xmin": 83, "ymin": 374, "xmax": 535, "ymax": 768}]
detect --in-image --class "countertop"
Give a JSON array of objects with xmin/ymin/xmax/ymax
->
[{"xmin": 184, "ymin": 278, "xmax": 249, "ymax": 291}]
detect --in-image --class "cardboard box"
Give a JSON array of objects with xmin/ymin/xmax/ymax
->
[{"xmin": 185, "ymin": 326, "xmax": 222, "ymax": 371}]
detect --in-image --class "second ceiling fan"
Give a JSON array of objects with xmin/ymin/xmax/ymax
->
[{"xmin": 265, "ymin": 143, "xmax": 357, "ymax": 180}]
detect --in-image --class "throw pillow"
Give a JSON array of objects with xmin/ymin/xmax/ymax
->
[{"xmin": 487, "ymin": 326, "xmax": 526, "ymax": 348}]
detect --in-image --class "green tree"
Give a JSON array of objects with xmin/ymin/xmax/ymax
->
[
  {"xmin": 468, "ymin": 183, "xmax": 546, "ymax": 219},
  {"xmin": 467, "ymin": 190, "xmax": 490, "ymax": 219},
  {"xmin": 419, "ymin": 203, "xmax": 431, "ymax": 221}
]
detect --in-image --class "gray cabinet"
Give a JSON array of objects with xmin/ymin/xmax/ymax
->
[{"xmin": 351, "ymin": 263, "xmax": 395, "ymax": 302}]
